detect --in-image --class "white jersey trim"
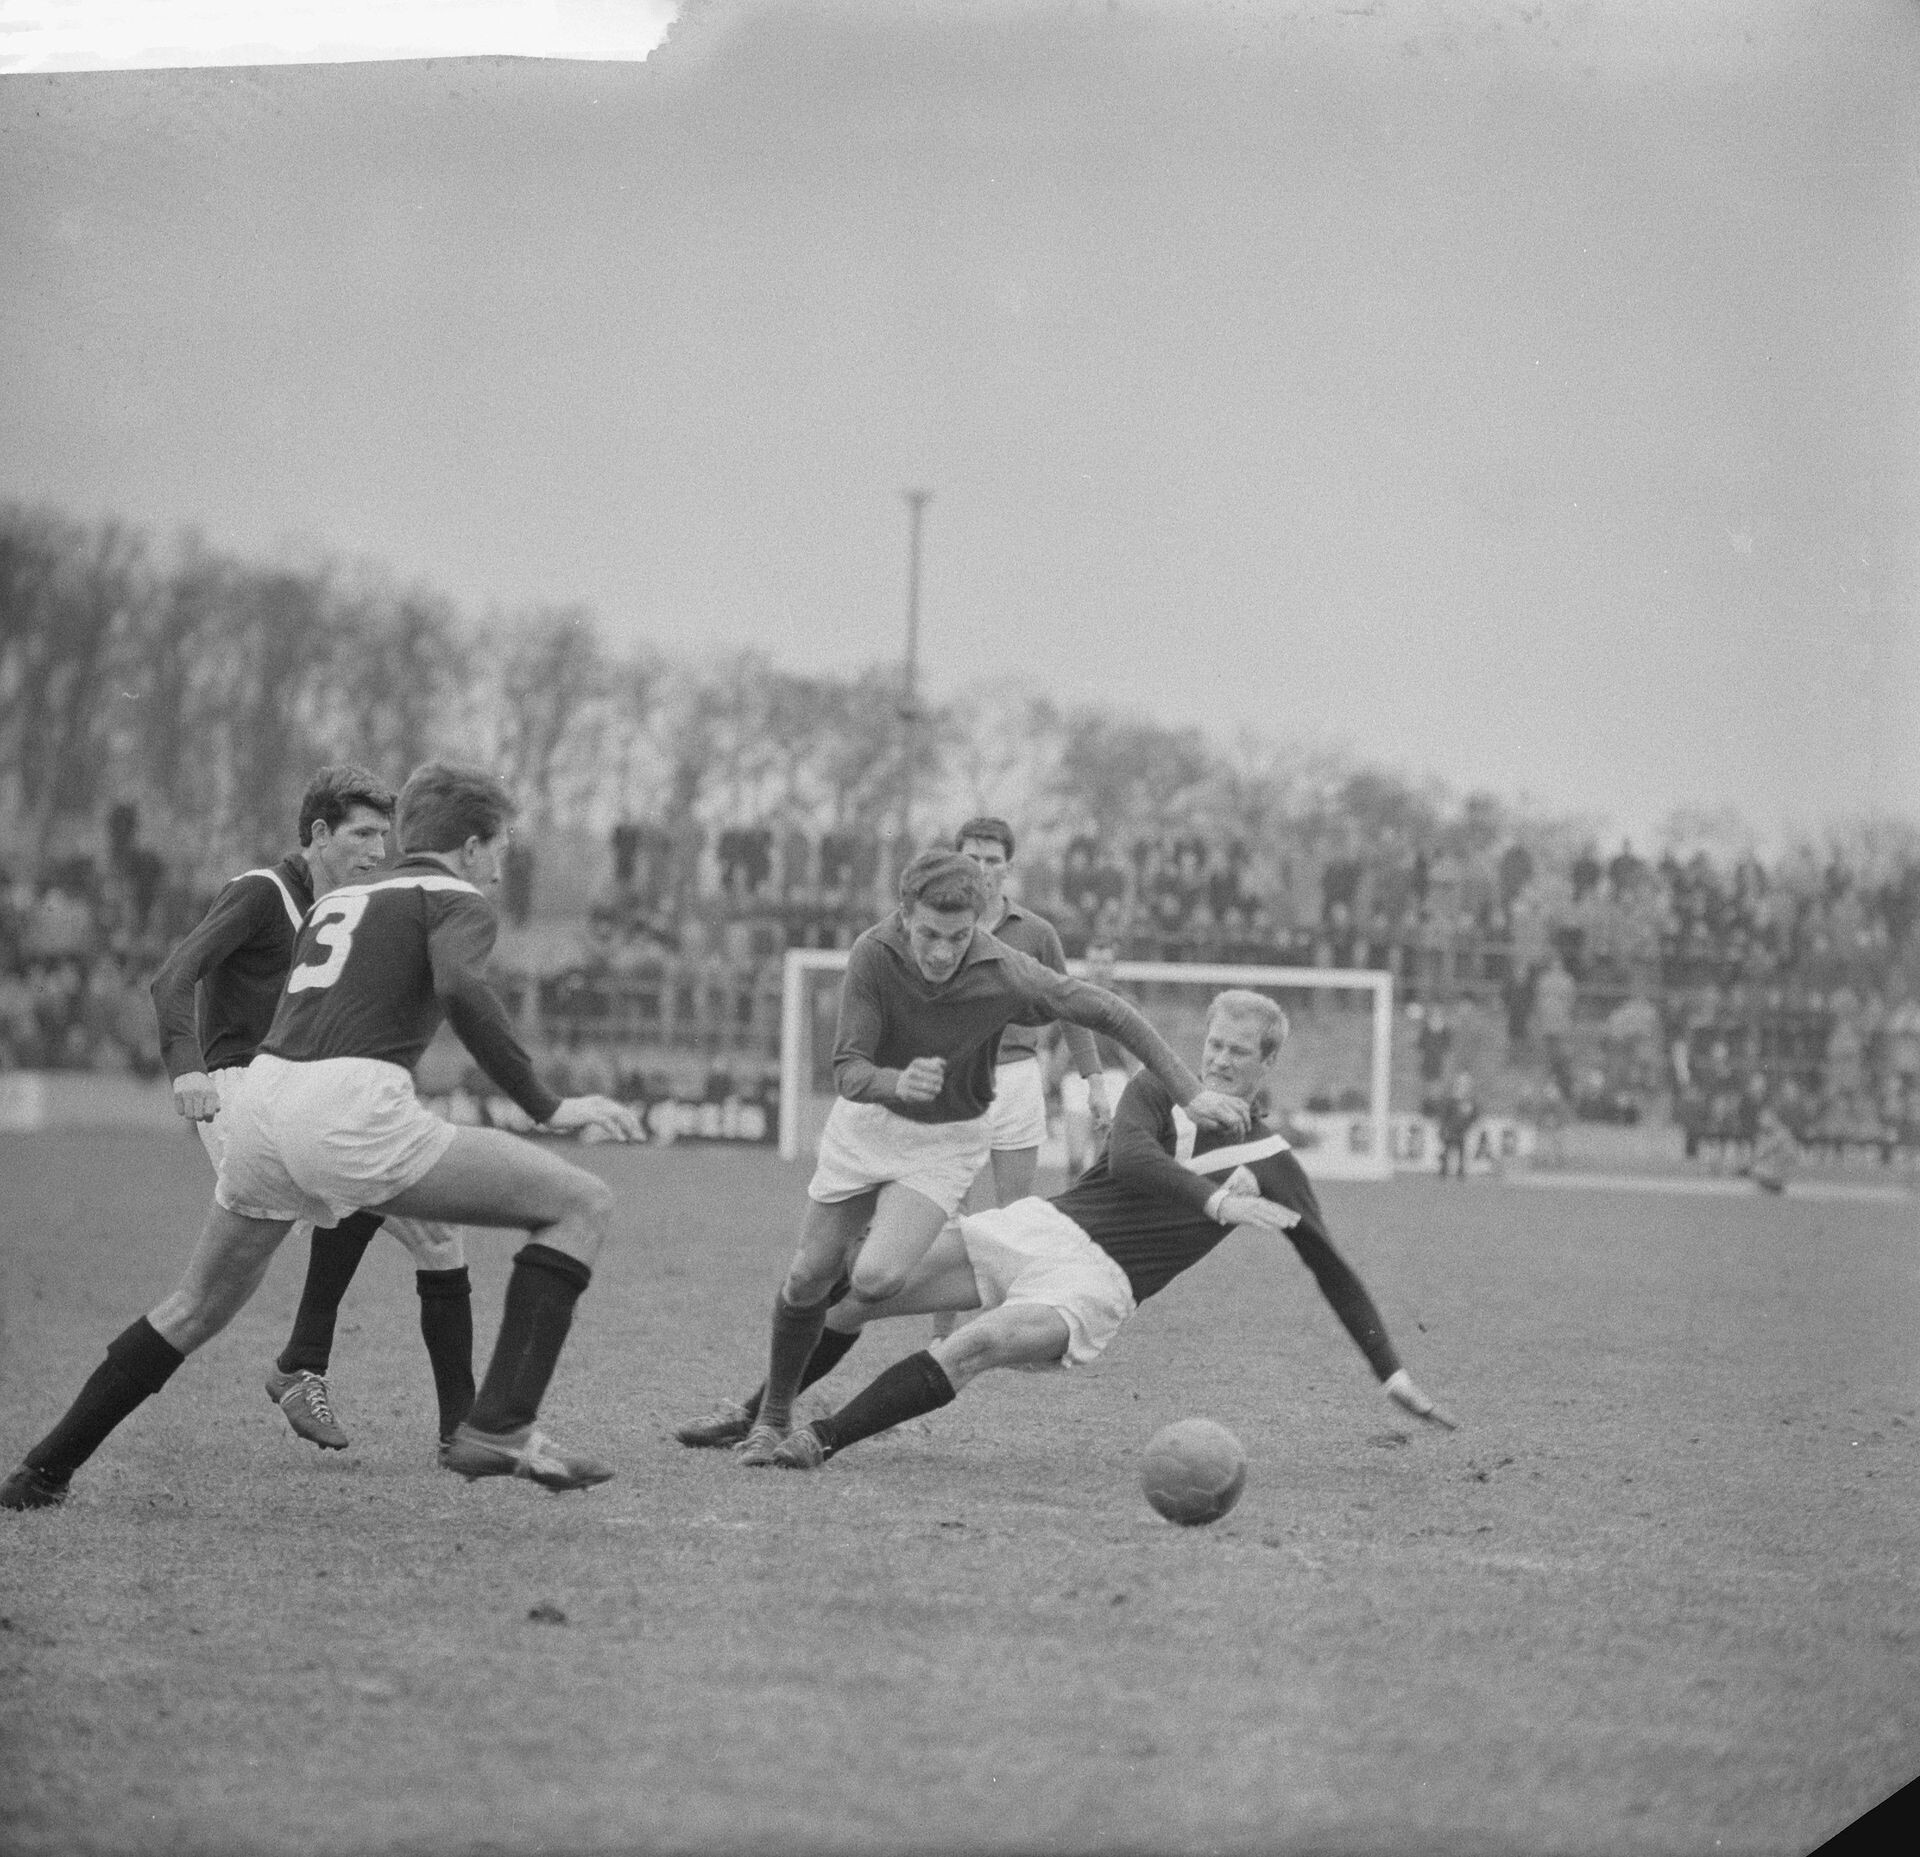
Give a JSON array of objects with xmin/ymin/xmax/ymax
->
[
  {"xmin": 237, "ymin": 867, "xmax": 304, "ymax": 930},
  {"xmin": 1171, "ymin": 1105, "xmax": 1290, "ymax": 1174},
  {"xmin": 326, "ymin": 873, "xmax": 481, "ymax": 902}
]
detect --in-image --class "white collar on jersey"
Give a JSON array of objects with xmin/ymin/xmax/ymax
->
[
  {"xmin": 324, "ymin": 872, "xmax": 481, "ymax": 901},
  {"xmin": 238, "ymin": 867, "xmax": 305, "ymax": 929},
  {"xmin": 1171, "ymin": 1104, "xmax": 1291, "ymax": 1174}
]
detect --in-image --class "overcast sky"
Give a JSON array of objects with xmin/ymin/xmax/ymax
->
[{"xmin": 3, "ymin": 0, "xmax": 1916, "ymax": 849}]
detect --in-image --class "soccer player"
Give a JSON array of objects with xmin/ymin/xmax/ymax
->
[
  {"xmin": 930, "ymin": 817, "xmax": 1112, "ymax": 1341},
  {"xmin": 953, "ymin": 817, "xmax": 1112, "ymax": 1205},
  {"xmin": 1, "ymin": 762, "xmax": 642, "ymax": 1511},
  {"xmin": 147, "ymin": 764, "xmax": 476, "ymax": 1455},
  {"xmin": 757, "ymin": 988, "xmax": 1456, "ymax": 1471},
  {"xmin": 675, "ymin": 847, "xmax": 1253, "ymax": 1466}
]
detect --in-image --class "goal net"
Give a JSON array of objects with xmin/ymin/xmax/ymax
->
[{"xmin": 778, "ymin": 952, "xmax": 1395, "ymax": 1180}]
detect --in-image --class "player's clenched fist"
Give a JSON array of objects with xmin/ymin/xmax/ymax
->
[
  {"xmin": 546, "ymin": 1094, "xmax": 645, "ymax": 1143},
  {"xmin": 170, "ymin": 1071, "xmax": 222, "ymax": 1123},
  {"xmin": 1185, "ymin": 1089, "xmax": 1252, "ymax": 1135},
  {"xmin": 894, "ymin": 1056, "xmax": 948, "ymax": 1105}
]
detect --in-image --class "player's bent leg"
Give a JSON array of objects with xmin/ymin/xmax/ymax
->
[
  {"xmin": 384, "ymin": 1219, "xmax": 476, "ymax": 1450},
  {"xmin": 845, "ymin": 1184, "xmax": 953, "ymax": 1308},
  {"xmin": 780, "ymin": 1192, "xmax": 877, "ymax": 1305},
  {"xmin": 929, "ymin": 1302, "xmax": 1070, "ymax": 1392},
  {"xmin": 375, "ymin": 1128, "xmax": 613, "ymax": 1265},
  {"xmin": 760, "ymin": 1195, "xmax": 973, "ymax": 1467},
  {"xmin": 150, "ymin": 1206, "xmax": 298, "ymax": 1355},
  {"xmin": 829, "ymin": 1224, "xmax": 981, "ymax": 1328},
  {"xmin": 773, "ymin": 1276, "xmax": 1062, "ymax": 1471},
  {"xmin": 381, "ymin": 1133, "xmax": 615, "ymax": 1489},
  {"xmin": 736, "ymin": 1196, "xmax": 879, "ymax": 1463},
  {"xmin": 385, "ymin": 1218, "xmax": 467, "ymax": 1271},
  {"xmin": 679, "ymin": 1270, "xmax": 881, "ymax": 1450},
  {"xmin": 5, "ymin": 1205, "xmax": 293, "ymax": 1506}
]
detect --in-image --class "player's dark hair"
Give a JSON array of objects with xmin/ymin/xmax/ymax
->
[
  {"xmin": 297, "ymin": 764, "xmax": 397, "ymax": 847},
  {"xmin": 954, "ymin": 816, "xmax": 1016, "ymax": 861},
  {"xmin": 396, "ymin": 761, "xmax": 517, "ymax": 855},
  {"xmin": 899, "ymin": 848, "xmax": 988, "ymax": 916},
  {"xmin": 1209, "ymin": 989, "xmax": 1290, "ymax": 1059}
]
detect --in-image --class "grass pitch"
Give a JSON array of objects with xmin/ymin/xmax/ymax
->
[{"xmin": 2, "ymin": 1130, "xmax": 1916, "ymax": 1856}]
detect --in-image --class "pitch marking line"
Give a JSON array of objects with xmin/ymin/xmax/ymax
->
[{"xmin": 1506, "ymin": 1171, "xmax": 1914, "ymax": 1205}]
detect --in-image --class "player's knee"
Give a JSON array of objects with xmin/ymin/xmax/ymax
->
[
  {"xmin": 567, "ymin": 1167, "xmax": 616, "ymax": 1227},
  {"xmin": 782, "ymin": 1256, "xmax": 840, "ymax": 1305},
  {"xmin": 847, "ymin": 1258, "xmax": 910, "ymax": 1306}
]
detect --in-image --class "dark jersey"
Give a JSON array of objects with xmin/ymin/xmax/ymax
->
[
  {"xmin": 148, "ymin": 855, "xmax": 315, "ymax": 1078},
  {"xmin": 832, "ymin": 912, "xmax": 1201, "ymax": 1124},
  {"xmin": 1054, "ymin": 1071, "xmax": 1401, "ymax": 1381},
  {"xmin": 983, "ymin": 902, "xmax": 1097, "ymax": 1074},
  {"xmin": 258, "ymin": 856, "xmax": 560, "ymax": 1124}
]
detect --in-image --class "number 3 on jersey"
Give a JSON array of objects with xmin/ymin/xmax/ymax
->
[{"xmin": 287, "ymin": 893, "xmax": 370, "ymax": 993}]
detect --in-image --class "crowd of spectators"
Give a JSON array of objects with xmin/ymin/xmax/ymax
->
[
  {"xmin": 0, "ymin": 856, "xmax": 173, "ymax": 1077},
  {"xmin": 7, "ymin": 810, "xmax": 1918, "ymax": 1166}
]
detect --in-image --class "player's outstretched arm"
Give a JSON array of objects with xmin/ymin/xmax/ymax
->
[
  {"xmin": 1384, "ymin": 1368, "xmax": 1459, "ymax": 1431},
  {"xmin": 544, "ymin": 1095, "xmax": 644, "ymax": 1143},
  {"xmin": 1014, "ymin": 956, "xmax": 1248, "ymax": 1134}
]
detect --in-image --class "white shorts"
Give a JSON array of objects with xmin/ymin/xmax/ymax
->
[
  {"xmin": 986, "ymin": 1056, "xmax": 1048, "ymax": 1151},
  {"xmin": 1060, "ymin": 1069, "xmax": 1133, "ymax": 1117},
  {"xmin": 215, "ymin": 1053, "xmax": 459, "ymax": 1228},
  {"xmin": 956, "ymin": 1196, "xmax": 1136, "ymax": 1368},
  {"xmin": 197, "ymin": 1063, "xmax": 465, "ymax": 1265},
  {"xmin": 809, "ymin": 1098, "xmax": 992, "ymax": 1218}
]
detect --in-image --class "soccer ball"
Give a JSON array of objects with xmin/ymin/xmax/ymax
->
[{"xmin": 1140, "ymin": 1418, "xmax": 1247, "ymax": 1526}]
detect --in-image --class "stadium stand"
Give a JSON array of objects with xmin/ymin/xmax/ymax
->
[{"xmin": 5, "ymin": 815, "xmax": 1917, "ymax": 1169}]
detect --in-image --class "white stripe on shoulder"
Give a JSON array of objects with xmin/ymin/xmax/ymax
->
[
  {"xmin": 237, "ymin": 867, "xmax": 304, "ymax": 929},
  {"xmin": 1179, "ymin": 1132, "xmax": 1292, "ymax": 1175},
  {"xmin": 326, "ymin": 873, "xmax": 481, "ymax": 901},
  {"xmin": 1171, "ymin": 1105, "xmax": 1199, "ymax": 1163}
]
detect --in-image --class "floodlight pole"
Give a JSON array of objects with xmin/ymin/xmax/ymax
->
[{"xmin": 898, "ymin": 489, "xmax": 932, "ymax": 869}]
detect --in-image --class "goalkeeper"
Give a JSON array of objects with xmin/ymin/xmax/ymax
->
[{"xmin": 691, "ymin": 989, "xmax": 1457, "ymax": 1471}]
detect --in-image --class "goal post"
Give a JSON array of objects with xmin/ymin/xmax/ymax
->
[{"xmin": 778, "ymin": 950, "xmax": 1395, "ymax": 1181}]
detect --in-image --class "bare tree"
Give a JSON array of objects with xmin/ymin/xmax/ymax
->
[
  {"xmin": 0, "ymin": 507, "xmax": 151, "ymax": 856},
  {"xmin": 330, "ymin": 574, "xmax": 471, "ymax": 786},
  {"xmin": 482, "ymin": 606, "xmax": 607, "ymax": 829}
]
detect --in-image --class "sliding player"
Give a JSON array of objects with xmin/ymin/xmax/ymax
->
[
  {"xmin": 147, "ymin": 764, "xmax": 476, "ymax": 1455},
  {"xmin": 761, "ymin": 989, "xmax": 1456, "ymax": 1470},
  {"xmin": 675, "ymin": 848, "xmax": 1253, "ymax": 1466},
  {"xmin": 2, "ymin": 763, "xmax": 640, "ymax": 1511}
]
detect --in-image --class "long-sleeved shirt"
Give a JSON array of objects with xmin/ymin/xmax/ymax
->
[
  {"xmin": 259, "ymin": 856, "xmax": 560, "ymax": 1124},
  {"xmin": 982, "ymin": 900, "xmax": 1098, "ymax": 1074},
  {"xmin": 833, "ymin": 912, "xmax": 1202, "ymax": 1123},
  {"xmin": 148, "ymin": 855, "xmax": 315, "ymax": 1079},
  {"xmin": 1054, "ymin": 1069, "xmax": 1402, "ymax": 1380}
]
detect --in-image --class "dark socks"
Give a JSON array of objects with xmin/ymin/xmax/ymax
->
[
  {"xmin": 466, "ymin": 1244, "xmax": 591, "ymax": 1436},
  {"xmin": 277, "ymin": 1211, "xmax": 384, "ymax": 1374},
  {"xmin": 737, "ymin": 1323, "xmax": 861, "ymax": 1423},
  {"xmin": 759, "ymin": 1291, "xmax": 832, "ymax": 1431},
  {"xmin": 415, "ymin": 1267, "xmax": 475, "ymax": 1441},
  {"xmin": 25, "ymin": 1317, "xmax": 185, "ymax": 1483},
  {"xmin": 813, "ymin": 1350, "xmax": 956, "ymax": 1458}
]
